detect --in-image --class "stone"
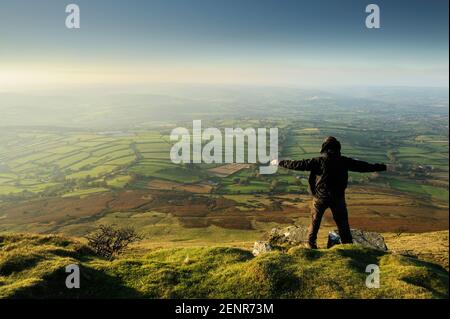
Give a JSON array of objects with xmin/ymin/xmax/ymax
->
[
  {"xmin": 327, "ymin": 229, "xmax": 388, "ymax": 251},
  {"xmin": 327, "ymin": 231, "xmax": 341, "ymax": 248},
  {"xmin": 252, "ymin": 241, "xmax": 273, "ymax": 256},
  {"xmin": 268, "ymin": 225, "xmax": 309, "ymax": 246}
]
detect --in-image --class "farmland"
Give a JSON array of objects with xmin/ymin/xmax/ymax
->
[
  {"xmin": 0, "ymin": 121, "xmax": 448, "ymax": 242},
  {"xmin": 0, "ymin": 88, "xmax": 448, "ymax": 246}
]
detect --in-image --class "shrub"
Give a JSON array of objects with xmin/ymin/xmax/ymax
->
[{"xmin": 86, "ymin": 225, "xmax": 141, "ymax": 259}]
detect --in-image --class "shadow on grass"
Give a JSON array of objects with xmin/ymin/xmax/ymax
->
[
  {"xmin": 0, "ymin": 255, "xmax": 43, "ymax": 276},
  {"xmin": 333, "ymin": 246, "xmax": 384, "ymax": 272},
  {"xmin": 10, "ymin": 264, "xmax": 143, "ymax": 299},
  {"xmin": 399, "ymin": 257, "xmax": 449, "ymax": 299}
]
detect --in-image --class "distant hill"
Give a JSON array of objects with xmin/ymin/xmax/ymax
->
[
  {"xmin": 0, "ymin": 232, "xmax": 448, "ymax": 299},
  {"xmin": 1, "ymin": 86, "xmax": 447, "ymax": 129}
]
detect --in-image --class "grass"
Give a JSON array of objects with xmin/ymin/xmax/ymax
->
[
  {"xmin": 130, "ymin": 161, "xmax": 204, "ymax": 183},
  {"xmin": 91, "ymin": 145, "xmax": 130, "ymax": 157},
  {"xmin": 105, "ymin": 155, "xmax": 136, "ymax": 166},
  {"xmin": 220, "ymin": 181, "xmax": 271, "ymax": 194},
  {"xmin": 56, "ymin": 152, "xmax": 90, "ymax": 168},
  {"xmin": 0, "ymin": 233, "xmax": 447, "ymax": 299},
  {"xmin": 389, "ymin": 179, "xmax": 449, "ymax": 202},
  {"xmin": 384, "ymin": 231, "xmax": 449, "ymax": 270},
  {"xmin": 106, "ymin": 175, "xmax": 133, "ymax": 188},
  {"xmin": 0, "ymin": 186, "xmax": 23, "ymax": 195},
  {"xmin": 62, "ymin": 188, "xmax": 109, "ymax": 198},
  {"xmin": 67, "ymin": 165, "xmax": 118, "ymax": 180}
]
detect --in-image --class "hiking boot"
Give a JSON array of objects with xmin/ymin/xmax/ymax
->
[{"xmin": 307, "ymin": 242, "xmax": 318, "ymax": 249}]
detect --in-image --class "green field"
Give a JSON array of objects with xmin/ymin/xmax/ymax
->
[
  {"xmin": 0, "ymin": 131, "xmax": 175, "ymax": 196},
  {"xmin": 0, "ymin": 114, "xmax": 447, "ymax": 205},
  {"xmin": 0, "ymin": 98, "xmax": 447, "ymax": 247}
]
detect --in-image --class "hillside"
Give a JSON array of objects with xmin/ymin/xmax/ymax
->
[
  {"xmin": 384, "ymin": 231, "xmax": 449, "ymax": 271},
  {"xmin": 0, "ymin": 232, "xmax": 448, "ymax": 299}
]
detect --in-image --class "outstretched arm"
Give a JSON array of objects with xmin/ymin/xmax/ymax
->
[
  {"xmin": 346, "ymin": 157, "xmax": 386, "ymax": 173},
  {"xmin": 278, "ymin": 159, "xmax": 315, "ymax": 171}
]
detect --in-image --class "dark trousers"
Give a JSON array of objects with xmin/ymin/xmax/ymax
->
[{"xmin": 308, "ymin": 196, "xmax": 353, "ymax": 246}]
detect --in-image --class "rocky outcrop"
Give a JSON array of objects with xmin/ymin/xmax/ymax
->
[
  {"xmin": 327, "ymin": 229, "xmax": 388, "ymax": 251},
  {"xmin": 268, "ymin": 225, "xmax": 309, "ymax": 246},
  {"xmin": 252, "ymin": 225, "xmax": 388, "ymax": 256},
  {"xmin": 252, "ymin": 225, "xmax": 308, "ymax": 256}
]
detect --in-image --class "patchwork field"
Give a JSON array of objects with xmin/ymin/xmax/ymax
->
[
  {"xmin": 0, "ymin": 111, "xmax": 448, "ymax": 247},
  {"xmin": 208, "ymin": 164, "xmax": 251, "ymax": 177}
]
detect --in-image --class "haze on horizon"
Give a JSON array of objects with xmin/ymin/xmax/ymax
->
[{"xmin": 0, "ymin": 0, "xmax": 448, "ymax": 93}]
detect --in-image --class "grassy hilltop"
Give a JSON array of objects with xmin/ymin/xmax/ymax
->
[{"xmin": 0, "ymin": 232, "xmax": 448, "ymax": 299}]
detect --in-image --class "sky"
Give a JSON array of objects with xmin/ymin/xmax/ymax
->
[{"xmin": 0, "ymin": 0, "xmax": 448, "ymax": 92}]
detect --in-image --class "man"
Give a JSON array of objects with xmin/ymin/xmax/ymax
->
[{"xmin": 271, "ymin": 136, "xmax": 387, "ymax": 249}]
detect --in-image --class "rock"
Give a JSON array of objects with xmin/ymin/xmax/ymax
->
[
  {"xmin": 327, "ymin": 231, "xmax": 341, "ymax": 248},
  {"xmin": 269, "ymin": 225, "xmax": 309, "ymax": 246},
  {"xmin": 252, "ymin": 241, "xmax": 273, "ymax": 256},
  {"xmin": 252, "ymin": 225, "xmax": 308, "ymax": 256},
  {"xmin": 327, "ymin": 229, "xmax": 388, "ymax": 251}
]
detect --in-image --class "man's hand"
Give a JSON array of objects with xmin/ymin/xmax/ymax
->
[{"xmin": 270, "ymin": 159, "xmax": 279, "ymax": 166}]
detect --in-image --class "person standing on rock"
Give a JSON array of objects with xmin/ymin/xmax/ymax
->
[{"xmin": 271, "ymin": 136, "xmax": 387, "ymax": 249}]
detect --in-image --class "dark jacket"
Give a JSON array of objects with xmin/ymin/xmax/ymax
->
[{"xmin": 279, "ymin": 154, "xmax": 386, "ymax": 198}]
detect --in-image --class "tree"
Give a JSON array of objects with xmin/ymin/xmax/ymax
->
[{"xmin": 86, "ymin": 225, "xmax": 141, "ymax": 259}]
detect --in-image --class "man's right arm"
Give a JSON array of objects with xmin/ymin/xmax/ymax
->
[{"xmin": 278, "ymin": 159, "xmax": 315, "ymax": 171}]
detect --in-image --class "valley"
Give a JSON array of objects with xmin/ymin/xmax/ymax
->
[{"xmin": 0, "ymin": 99, "xmax": 447, "ymax": 245}]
